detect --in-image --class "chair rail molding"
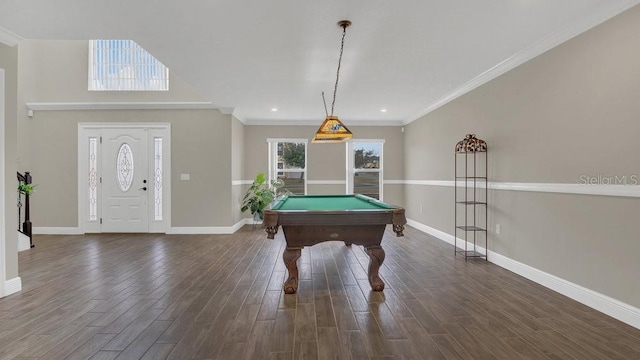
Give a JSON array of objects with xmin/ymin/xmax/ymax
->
[{"xmin": 403, "ymin": 180, "xmax": 640, "ymax": 198}]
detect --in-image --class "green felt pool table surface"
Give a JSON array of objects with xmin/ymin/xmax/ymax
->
[{"xmin": 270, "ymin": 194, "xmax": 395, "ymax": 211}]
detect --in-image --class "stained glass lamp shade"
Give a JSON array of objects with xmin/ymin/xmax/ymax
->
[{"xmin": 312, "ymin": 116, "xmax": 353, "ymax": 143}]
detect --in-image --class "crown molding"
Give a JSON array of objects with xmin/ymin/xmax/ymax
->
[
  {"xmin": 231, "ymin": 111, "xmax": 247, "ymax": 124},
  {"xmin": 0, "ymin": 25, "xmax": 22, "ymax": 47},
  {"xmin": 242, "ymin": 118, "xmax": 404, "ymax": 126},
  {"xmin": 218, "ymin": 106, "xmax": 234, "ymax": 115},
  {"xmin": 25, "ymin": 101, "xmax": 227, "ymax": 112},
  {"xmin": 404, "ymin": 0, "xmax": 640, "ymax": 125}
]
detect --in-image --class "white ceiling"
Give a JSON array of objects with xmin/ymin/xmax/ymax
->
[{"xmin": 1, "ymin": 0, "xmax": 638, "ymax": 125}]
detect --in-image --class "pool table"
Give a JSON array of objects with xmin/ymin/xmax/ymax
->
[{"xmin": 263, "ymin": 194, "xmax": 406, "ymax": 294}]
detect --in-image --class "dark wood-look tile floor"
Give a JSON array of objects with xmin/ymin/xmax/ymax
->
[{"xmin": 1, "ymin": 226, "xmax": 639, "ymax": 359}]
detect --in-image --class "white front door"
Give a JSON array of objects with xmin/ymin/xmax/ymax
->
[
  {"xmin": 101, "ymin": 128, "xmax": 149, "ymax": 232},
  {"xmin": 79, "ymin": 123, "xmax": 171, "ymax": 233}
]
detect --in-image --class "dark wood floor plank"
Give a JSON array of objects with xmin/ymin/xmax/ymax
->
[
  {"xmin": 314, "ymin": 295, "xmax": 336, "ymax": 328},
  {"xmin": 270, "ymin": 309, "xmax": 296, "ymax": 353},
  {"xmin": 396, "ymin": 317, "xmax": 447, "ymax": 360},
  {"xmin": 344, "ymin": 285, "xmax": 370, "ymax": 313},
  {"xmin": 331, "ymin": 296, "xmax": 359, "ymax": 330},
  {"xmin": 257, "ymin": 290, "xmax": 282, "ymax": 321},
  {"xmin": 0, "ymin": 334, "xmax": 48, "ymax": 359},
  {"xmin": 354, "ymin": 311, "xmax": 393, "ymax": 357},
  {"xmin": 139, "ymin": 343, "xmax": 175, "ymax": 360},
  {"xmin": 501, "ymin": 337, "xmax": 561, "ymax": 360},
  {"xmin": 317, "ymin": 327, "xmax": 345, "ymax": 360},
  {"xmin": 65, "ymin": 333, "xmax": 117, "ymax": 360},
  {"xmin": 294, "ymin": 303, "xmax": 317, "ymax": 343},
  {"xmin": 388, "ymin": 339, "xmax": 427, "ymax": 359},
  {"xmin": 402, "ymin": 298, "xmax": 447, "ymax": 335},
  {"xmin": 294, "ymin": 341, "xmax": 319, "ymax": 360},
  {"xmin": 225, "ymin": 303, "xmax": 261, "ymax": 343},
  {"xmin": 16, "ymin": 312, "xmax": 102, "ymax": 358},
  {"xmin": 91, "ymin": 295, "xmax": 151, "ymax": 327},
  {"xmin": 431, "ymin": 333, "xmax": 475, "ymax": 360},
  {"xmin": 99, "ymin": 301, "xmax": 159, "ymax": 335},
  {"xmin": 296, "ymin": 279, "xmax": 314, "ymax": 304},
  {"xmin": 369, "ymin": 301, "xmax": 407, "ymax": 340},
  {"xmin": 38, "ymin": 326, "xmax": 103, "ymax": 360},
  {"xmin": 339, "ymin": 330, "xmax": 370, "ymax": 360},
  {"xmin": 246, "ymin": 320, "xmax": 275, "ymax": 359},
  {"xmin": 217, "ymin": 341, "xmax": 248, "ymax": 360},
  {"xmin": 112, "ymin": 320, "xmax": 170, "ymax": 359},
  {"xmin": 0, "ymin": 228, "xmax": 636, "ymax": 360},
  {"xmin": 89, "ymin": 351, "xmax": 120, "ymax": 360},
  {"xmin": 269, "ymin": 352, "xmax": 294, "ymax": 359},
  {"xmin": 441, "ymin": 321, "xmax": 499, "ymax": 360},
  {"xmin": 101, "ymin": 309, "xmax": 163, "ymax": 351}
]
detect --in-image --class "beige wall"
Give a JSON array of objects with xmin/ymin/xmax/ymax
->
[
  {"xmin": 17, "ymin": 39, "xmax": 209, "ymax": 173},
  {"xmin": 18, "ymin": 40, "xmax": 234, "ymax": 228},
  {"xmin": 169, "ymin": 110, "xmax": 232, "ymax": 227},
  {"xmin": 405, "ymin": 5, "xmax": 640, "ymax": 307},
  {"xmin": 231, "ymin": 116, "xmax": 245, "ymax": 224},
  {"xmin": 243, "ymin": 125, "xmax": 405, "ymax": 208},
  {"xmin": 22, "ymin": 40, "xmax": 206, "ymax": 104},
  {"xmin": 27, "ymin": 109, "xmax": 233, "ymax": 228},
  {"xmin": 0, "ymin": 42, "xmax": 18, "ymax": 280}
]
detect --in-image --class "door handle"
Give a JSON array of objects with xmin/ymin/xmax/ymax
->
[{"xmin": 139, "ymin": 187, "xmax": 147, "ymax": 191}]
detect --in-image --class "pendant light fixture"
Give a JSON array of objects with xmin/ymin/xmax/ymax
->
[{"xmin": 312, "ymin": 20, "xmax": 354, "ymax": 143}]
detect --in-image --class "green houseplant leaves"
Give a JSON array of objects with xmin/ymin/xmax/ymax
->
[{"xmin": 241, "ymin": 173, "xmax": 285, "ymax": 220}]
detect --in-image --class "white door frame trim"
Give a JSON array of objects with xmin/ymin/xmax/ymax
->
[
  {"xmin": 78, "ymin": 123, "xmax": 172, "ymax": 233},
  {"xmin": 0, "ymin": 69, "xmax": 6, "ymax": 295}
]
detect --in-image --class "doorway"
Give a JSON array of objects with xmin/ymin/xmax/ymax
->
[{"xmin": 78, "ymin": 123, "xmax": 171, "ymax": 233}]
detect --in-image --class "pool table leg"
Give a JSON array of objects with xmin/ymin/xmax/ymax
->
[
  {"xmin": 365, "ymin": 245, "xmax": 386, "ymax": 291},
  {"xmin": 283, "ymin": 247, "xmax": 302, "ymax": 294}
]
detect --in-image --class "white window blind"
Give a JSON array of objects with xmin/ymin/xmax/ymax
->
[{"xmin": 89, "ymin": 40, "xmax": 169, "ymax": 91}]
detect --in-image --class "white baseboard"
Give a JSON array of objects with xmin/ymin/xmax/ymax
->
[
  {"xmin": 406, "ymin": 219, "xmax": 486, "ymax": 255},
  {"xmin": 33, "ymin": 227, "xmax": 82, "ymax": 235},
  {"xmin": 34, "ymin": 221, "xmax": 258, "ymax": 236},
  {"xmin": 1, "ymin": 277, "xmax": 22, "ymax": 297},
  {"xmin": 168, "ymin": 218, "xmax": 255, "ymax": 234},
  {"xmin": 488, "ymin": 251, "xmax": 640, "ymax": 330},
  {"xmin": 17, "ymin": 232, "xmax": 31, "ymax": 251},
  {"xmin": 168, "ymin": 227, "xmax": 236, "ymax": 234},
  {"xmin": 406, "ymin": 218, "xmax": 640, "ymax": 330}
]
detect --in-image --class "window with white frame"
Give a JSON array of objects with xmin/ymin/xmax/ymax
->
[
  {"xmin": 268, "ymin": 139, "xmax": 307, "ymax": 195},
  {"xmin": 89, "ymin": 40, "xmax": 169, "ymax": 91},
  {"xmin": 347, "ymin": 140, "xmax": 384, "ymax": 200}
]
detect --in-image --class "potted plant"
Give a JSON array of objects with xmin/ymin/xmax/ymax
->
[
  {"xmin": 18, "ymin": 181, "xmax": 35, "ymax": 196},
  {"xmin": 241, "ymin": 173, "xmax": 285, "ymax": 221}
]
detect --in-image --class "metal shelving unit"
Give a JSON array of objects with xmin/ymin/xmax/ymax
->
[{"xmin": 454, "ymin": 134, "xmax": 488, "ymax": 260}]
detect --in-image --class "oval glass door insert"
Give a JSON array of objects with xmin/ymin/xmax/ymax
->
[{"xmin": 116, "ymin": 143, "xmax": 134, "ymax": 191}]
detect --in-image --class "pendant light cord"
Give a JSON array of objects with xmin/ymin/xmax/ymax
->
[{"xmin": 330, "ymin": 24, "xmax": 348, "ymax": 116}]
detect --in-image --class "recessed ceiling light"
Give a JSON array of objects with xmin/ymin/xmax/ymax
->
[
  {"xmin": 380, "ymin": 109, "xmax": 387, "ymax": 113},
  {"xmin": 271, "ymin": 108, "xmax": 278, "ymax": 112}
]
